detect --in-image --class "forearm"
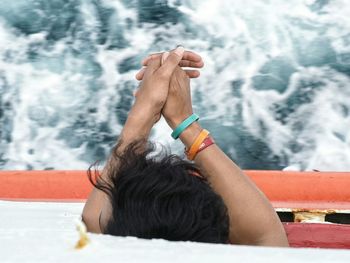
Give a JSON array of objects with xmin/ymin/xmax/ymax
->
[
  {"xmin": 83, "ymin": 48, "xmax": 183, "ymax": 233},
  {"xmin": 179, "ymin": 123, "xmax": 289, "ymax": 246},
  {"xmin": 82, "ymin": 104, "xmax": 155, "ymax": 233}
]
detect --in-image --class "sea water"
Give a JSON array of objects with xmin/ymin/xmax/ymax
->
[{"xmin": 0, "ymin": 0, "xmax": 349, "ymax": 171}]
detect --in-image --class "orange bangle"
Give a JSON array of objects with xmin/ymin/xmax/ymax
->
[{"xmin": 186, "ymin": 129, "xmax": 210, "ymax": 160}]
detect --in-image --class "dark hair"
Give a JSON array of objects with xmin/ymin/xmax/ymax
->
[{"xmin": 88, "ymin": 140, "xmax": 229, "ymax": 243}]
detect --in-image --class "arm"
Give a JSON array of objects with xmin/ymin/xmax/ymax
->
[
  {"xmin": 82, "ymin": 47, "xmax": 187, "ymax": 233},
  {"xmin": 82, "ymin": 105, "xmax": 155, "ymax": 233},
  {"xmin": 179, "ymin": 123, "xmax": 289, "ymax": 246},
  {"xmin": 162, "ymin": 65, "xmax": 289, "ymax": 246}
]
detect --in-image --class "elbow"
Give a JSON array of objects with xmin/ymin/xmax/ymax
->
[
  {"xmin": 82, "ymin": 207, "xmax": 102, "ymax": 234},
  {"xmin": 256, "ymin": 225, "xmax": 290, "ymax": 247}
]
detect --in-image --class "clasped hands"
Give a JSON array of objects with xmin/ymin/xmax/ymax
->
[{"xmin": 121, "ymin": 47, "xmax": 204, "ymax": 142}]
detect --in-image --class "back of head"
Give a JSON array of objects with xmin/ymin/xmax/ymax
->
[{"xmin": 89, "ymin": 140, "xmax": 229, "ymax": 243}]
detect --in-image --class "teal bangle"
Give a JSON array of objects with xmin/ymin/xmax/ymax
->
[{"xmin": 171, "ymin": 114, "xmax": 199, "ymax": 139}]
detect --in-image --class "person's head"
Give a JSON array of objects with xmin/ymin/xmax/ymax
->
[{"xmin": 89, "ymin": 140, "xmax": 229, "ymax": 243}]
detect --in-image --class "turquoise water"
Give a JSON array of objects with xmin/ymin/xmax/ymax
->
[{"xmin": 0, "ymin": 0, "xmax": 349, "ymax": 171}]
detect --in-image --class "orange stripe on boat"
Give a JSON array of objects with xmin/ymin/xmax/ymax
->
[
  {"xmin": 246, "ymin": 170, "xmax": 350, "ymax": 210},
  {"xmin": 0, "ymin": 170, "xmax": 92, "ymax": 202},
  {"xmin": 0, "ymin": 170, "xmax": 349, "ymax": 210}
]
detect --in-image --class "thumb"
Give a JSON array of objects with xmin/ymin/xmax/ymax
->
[{"xmin": 157, "ymin": 46, "xmax": 185, "ymax": 78}]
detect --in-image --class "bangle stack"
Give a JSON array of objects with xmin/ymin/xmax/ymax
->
[
  {"xmin": 171, "ymin": 114, "xmax": 215, "ymax": 160},
  {"xmin": 185, "ymin": 129, "xmax": 215, "ymax": 160}
]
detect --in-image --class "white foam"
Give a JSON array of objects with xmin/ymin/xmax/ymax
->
[{"xmin": 0, "ymin": 0, "xmax": 349, "ymax": 170}]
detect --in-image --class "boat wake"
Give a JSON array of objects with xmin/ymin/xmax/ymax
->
[{"xmin": 0, "ymin": 0, "xmax": 349, "ymax": 171}]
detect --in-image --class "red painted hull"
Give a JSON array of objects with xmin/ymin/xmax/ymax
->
[{"xmin": 285, "ymin": 223, "xmax": 350, "ymax": 249}]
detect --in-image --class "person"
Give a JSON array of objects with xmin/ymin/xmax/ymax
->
[{"xmin": 82, "ymin": 46, "xmax": 289, "ymax": 246}]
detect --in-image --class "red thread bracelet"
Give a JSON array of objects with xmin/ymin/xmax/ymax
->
[
  {"xmin": 197, "ymin": 136, "xmax": 215, "ymax": 154},
  {"xmin": 186, "ymin": 135, "xmax": 215, "ymax": 160}
]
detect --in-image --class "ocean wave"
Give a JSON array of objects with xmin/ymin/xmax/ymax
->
[{"xmin": 0, "ymin": 0, "xmax": 349, "ymax": 171}]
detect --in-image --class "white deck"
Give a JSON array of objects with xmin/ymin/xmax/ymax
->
[{"xmin": 1, "ymin": 201, "xmax": 350, "ymax": 263}]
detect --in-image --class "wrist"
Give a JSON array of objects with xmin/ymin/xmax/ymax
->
[
  {"xmin": 134, "ymin": 97, "xmax": 163, "ymax": 121},
  {"xmin": 167, "ymin": 113, "xmax": 194, "ymax": 130},
  {"xmin": 130, "ymin": 101, "xmax": 162, "ymax": 125},
  {"xmin": 178, "ymin": 122, "xmax": 203, "ymax": 149},
  {"xmin": 121, "ymin": 105, "xmax": 155, "ymax": 142}
]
